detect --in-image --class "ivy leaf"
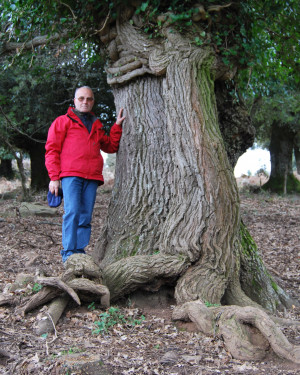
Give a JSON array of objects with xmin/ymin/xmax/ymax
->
[
  {"xmin": 140, "ymin": 2, "xmax": 148, "ymax": 12},
  {"xmin": 195, "ymin": 37, "xmax": 203, "ymax": 46},
  {"xmin": 222, "ymin": 57, "xmax": 230, "ymax": 66}
]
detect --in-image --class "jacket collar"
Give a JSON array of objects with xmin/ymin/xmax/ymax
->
[{"xmin": 67, "ymin": 107, "xmax": 97, "ymax": 125}]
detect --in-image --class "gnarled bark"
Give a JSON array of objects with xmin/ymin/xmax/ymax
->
[
  {"xmin": 36, "ymin": 276, "xmax": 81, "ymax": 305},
  {"xmin": 2, "ymin": 3, "xmax": 298, "ymax": 363},
  {"xmin": 102, "ymin": 254, "xmax": 190, "ymax": 300},
  {"xmin": 67, "ymin": 278, "xmax": 110, "ymax": 307},
  {"xmin": 22, "ymin": 287, "xmax": 59, "ymax": 314}
]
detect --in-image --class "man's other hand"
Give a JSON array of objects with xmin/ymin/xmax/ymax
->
[{"xmin": 49, "ymin": 180, "xmax": 60, "ymax": 196}]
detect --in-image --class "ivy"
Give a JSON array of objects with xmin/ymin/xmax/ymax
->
[{"xmin": 0, "ymin": 0, "xmax": 299, "ymax": 97}]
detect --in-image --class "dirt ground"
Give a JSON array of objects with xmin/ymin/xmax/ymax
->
[{"xmin": 0, "ymin": 174, "xmax": 299, "ymax": 374}]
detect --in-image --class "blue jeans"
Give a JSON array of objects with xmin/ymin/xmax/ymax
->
[{"xmin": 60, "ymin": 177, "xmax": 98, "ymax": 262}]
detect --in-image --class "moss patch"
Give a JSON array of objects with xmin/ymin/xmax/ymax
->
[{"xmin": 262, "ymin": 174, "xmax": 300, "ymax": 194}]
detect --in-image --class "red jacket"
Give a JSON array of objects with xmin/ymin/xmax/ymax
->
[{"xmin": 45, "ymin": 107, "xmax": 122, "ymax": 184}]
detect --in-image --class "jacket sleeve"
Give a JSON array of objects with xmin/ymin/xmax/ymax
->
[
  {"xmin": 100, "ymin": 123, "xmax": 123, "ymax": 154},
  {"xmin": 45, "ymin": 116, "xmax": 68, "ymax": 180}
]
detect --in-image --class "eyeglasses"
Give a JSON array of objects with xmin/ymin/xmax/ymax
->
[{"xmin": 75, "ymin": 96, "xmax": 94, "ymax": 102}]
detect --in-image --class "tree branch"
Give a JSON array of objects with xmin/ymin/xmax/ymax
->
[
  {"xmin": 2, "ymin": 33, "xmax": 68, "ymax": 54},
  {"xmin": 0, "ymin": 105, "xmax": 46, "ymax": 144}
]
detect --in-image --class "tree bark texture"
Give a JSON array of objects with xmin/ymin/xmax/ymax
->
[
  {"xmin": 102, "ymin": 254, "xmax": 190, "ymax": 300},
  {"xmin": 95, "ymin": 21, "xmax": 241, "ymax": 306}
]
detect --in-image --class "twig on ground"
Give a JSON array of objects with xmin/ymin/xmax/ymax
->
[{"xmin": 45, "ymin": 311, "xmax": 58, "ymax": 356}]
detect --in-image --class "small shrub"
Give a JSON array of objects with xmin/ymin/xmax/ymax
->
[
  {"xmin": 88, "ymin": 301, "xmax": 96, "ymax": 311},
  {"xmin": 92, "ymin": 307, "xmax": 145, "ymax": 335},
  {"xmin": 32, "ymin": 283, "xmax": 43, "ymax": 293}
]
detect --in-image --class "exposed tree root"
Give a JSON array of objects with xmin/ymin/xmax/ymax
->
[
  {"xmin": 223, "ymin": 279, "xmax": 300, "ymax": 329},
  {"xmin": 67, "ymin": 278, "xmax": 110, "ymax": 308},
  {"xmin": 64, "ymin": 254, "xmax": 103, "ymax": 280},
  {"xmin": 0, "ymin": 294, "xmax": 17, "ymax": 307},
  {"xmin": 2, "ymin": 253, "xmax": 298, "ymax": 356},
  {"xmin": 18, "ymin": 254, "xmax": 111, "ymax": 334},
  {"xmin": 172, "ymin": 300, "xmax": 300, "ymax": 364},
  {"xmin": 35, "ymin": 295, "xmax": 70, "ymax": 335},
  {"xmin": 22, "ymin": 287, "xmax": 59, "ymax": 314},
  {"xmin": 102, "ymin": 254, "xmax": 191, "ymax": 300},
  {"xmin": 36, "ymin": 276, "xmax": 81, "ymax": 305},
  {"xmin": 223, "ymin": 276, "xmax": 264, "ymax": 310},
  {"xmin": 272, "ymin": 316, "xmax": 300, "ymax": 327},
  {"xmin": 239, "ymin": 222, "xmax": 297, "ymax": 312}
]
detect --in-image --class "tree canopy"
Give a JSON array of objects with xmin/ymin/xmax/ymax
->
[
  {"xmin": 1, "ymin": 0, "xmax": 299, "ymax": 178},
  {"xmin": 1, "ymin": 1, "xmax": 299, "ymax": 84}
]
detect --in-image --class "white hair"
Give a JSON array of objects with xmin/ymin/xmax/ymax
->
[{"xmin": 74, "ymin": 86, "xmax": 94, "ymax": 98}]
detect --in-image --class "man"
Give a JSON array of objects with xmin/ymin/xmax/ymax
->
[{"xmin": 45, "ymin": 86, "xmax": 125, "ymax": 262}]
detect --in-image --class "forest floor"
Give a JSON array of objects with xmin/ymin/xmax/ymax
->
[{"xmin": 0, "ymin": 173, "xmax": 299, "ymax": 374}]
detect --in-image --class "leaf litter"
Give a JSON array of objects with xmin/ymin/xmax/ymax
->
[{"xmin": 0, "ymin": 177, "xmax": 299, "ymax": 374}]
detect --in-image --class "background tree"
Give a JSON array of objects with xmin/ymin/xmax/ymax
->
[
  {"xmin": 234, "ymin": 1, "xmax": 300, "ymax": 192},
  {"xmin": 0, "ymin": 148, "xmax": 14, "ymax": 179},
  {"xmin": 0, "ymin": 114, "xmax": 30, "ymax": 199},
  {"xmin": 1, "ymin": 0, "xmax": 299, "ymax": 361},
  {"xmin": 253, "ymin": 82, "xmax": 300, "ymax": 193}
]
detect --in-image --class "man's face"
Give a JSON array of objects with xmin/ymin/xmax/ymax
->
[{"xmin": 74, "ymin": 87, "xmax": 94, "ymax": 113}]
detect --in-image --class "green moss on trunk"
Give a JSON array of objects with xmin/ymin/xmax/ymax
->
[{"xmin": 239, "ymin": 222, "xmax": 293, "ymax": 312}]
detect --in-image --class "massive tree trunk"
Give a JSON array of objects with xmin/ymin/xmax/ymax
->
[
  {"xmin": 263, "ymin": 122, "xmax": 300, "ymax": 193},
  {"xmin": 93, "ymin": 20, "xmax": 293, "ymax": 313},
  {"xmin": 97, "ymin": 53, "xmax": 240, "ymax": 305}
]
